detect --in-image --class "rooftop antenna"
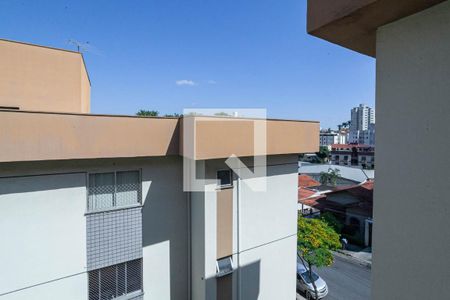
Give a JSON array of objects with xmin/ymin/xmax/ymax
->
[{"xmin": 68, "ymin": 39, "xmax": 90, "ymax": 53}]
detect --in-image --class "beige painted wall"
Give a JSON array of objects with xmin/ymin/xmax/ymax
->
[
  {"xmin": 182, "ymin": 117, "xmax": 319, "ymax": 160},
  {"xmin": 0, "ymin": 39, "xmax": 90, "ymax": 113},
  {"xmin": 0, "ymin": 111, "xmax": 180, "ymax": 162},
  {"xmin": 216, "ymin": 187, "xmax": 233, "ymax": 259},
  {"xmin": 374, "ymin": 2, "xmax": 450, "ymax": 299},
  {"xmin": 0, "ymin": 112, "xmax": 317, "ymax": 163}
]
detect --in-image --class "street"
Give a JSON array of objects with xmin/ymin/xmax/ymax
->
[
  {"xmin": 317, "ymin": 254, "xmax": 371, "ymax": 300},
  {"xmin": 297, "ymin": 254, "xmax": 371, "ymax": 300}
]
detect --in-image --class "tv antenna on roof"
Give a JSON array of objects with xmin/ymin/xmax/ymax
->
[{"xmin": 67, "ymin": 39, "xmax": 90, "ymax": 53}]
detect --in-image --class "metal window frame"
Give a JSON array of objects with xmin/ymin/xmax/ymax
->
[
  {"xmin": 216, "ymin": 169, "xmax": 233, "ymax": 189},
  {"xmin": 88, "ymin": 259, "xmax": 143, "ymax": 300},
  {"xmin": 216, "ymin": 256, "xmax": 234, "ymax": 278},
  {"xmin": 86, "ymin": 169, "xmax": 142, "ymax": 213}
]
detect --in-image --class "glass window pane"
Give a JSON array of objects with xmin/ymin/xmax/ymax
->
[
  {"xmin": 100, "ymin": 265, "xmax": 117, "ymax": 300},
  {"xmin": 126, "ymin": 259, "xmax": 142, "ymax": 293},
  {"xmin": 217, "ymin": 170, "xmax": 232, "ymax": 187},
  {"xmin": 88, "ymin": 271, "xmax": 99, "ymax": 300},
  {"xmin": 88, "ymin": 173, "xmax": 114, "ymax": 211},
  {"xmin": 116, "ymin": 171, "xmax": 140, "ymax": 207},
  {"xmin": 216, "ymin": 256, "xmax": 233, "ymax": 276}
]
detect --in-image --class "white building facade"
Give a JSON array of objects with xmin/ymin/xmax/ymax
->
[
  {"xmin": 319, "ymin": 131, "xmax": 347, "ymax": 146},
  {"xmin": 349, "ymin": 104, "xmax": 376, "ymax": 146},
  {"xmin": 0, "ymin": 39, "xmax": 320, "ymax": 300},
  {"xmin": 0, "ymin": 155, "xmax": 301, "ymax": 300}
]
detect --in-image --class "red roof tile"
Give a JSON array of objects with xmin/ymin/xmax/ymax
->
[
  {"xmin": 298, "ymin": 187, "xmax": 316, "ymax": 200},
  {"xmin": 298, "ymin": 174, "xmax": 321, "ymax": 188}
]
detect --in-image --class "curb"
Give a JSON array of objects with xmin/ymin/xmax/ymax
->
[{"xmin": 333, "ymin": 250, "xmax": 372, "ymax": 269}]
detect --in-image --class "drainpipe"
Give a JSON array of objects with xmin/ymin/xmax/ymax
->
[
  {"xmin": 187, "ymin": 192, "xmax": 191, "ymax": 300},
  {"xmin": 236, "ymin": 175, "xmax": 240, "ymax": 300}
]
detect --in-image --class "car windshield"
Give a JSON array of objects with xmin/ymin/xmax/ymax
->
[{"xmin": 301, "ymin": 271, "xmax": 319, "ymax": 284}]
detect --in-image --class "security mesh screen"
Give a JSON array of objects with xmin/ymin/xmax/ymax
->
[
  {"xmin": 88, "ymin": 173, "xmax": 114, "ymax": 211},
  {"xmin": 89, "ymin": 259, "xmax": 143, "ymax": 300},
  {"xmin": 100, "ymin": 266, "xmax": 116, "ymax": 300},
  {"xmin": 127, "ymin": 259, "xmax": 143, "ymax": 293},
  {"xmin": 117, "ymin": 263, "xmax": 126, "ymax": 296},
  {"xmin": 88, "ymin": 271, "xmax": 100, "ymax": 300},
  {"xmin": 88, "ymin": 171, "xmax": 141, "ymax": 212},
  {"xmin": 116, "ymin": 171, "xmax": 141, "ymax": 207}
]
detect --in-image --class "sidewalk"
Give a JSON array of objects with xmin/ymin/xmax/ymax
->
[{"xmin": 335, "ymin": 245, "xmax": 372, "ymax": 268}]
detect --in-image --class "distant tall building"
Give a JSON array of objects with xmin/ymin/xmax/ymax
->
[
  {"xmin": 349, "ymin": 104, "xmax": 375, "ymax": 145},
  {"xmin": 350, "ymin": 104, "xmax": 375, "ymax": 131}
]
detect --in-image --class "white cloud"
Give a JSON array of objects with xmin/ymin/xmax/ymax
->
[
  {"xmin": 176, "ymin": 79, "xmax": 196, "ymax": 86},
  {"xmin": 207, "ymin": 80, "xmax": 217, "ymax": 84}
]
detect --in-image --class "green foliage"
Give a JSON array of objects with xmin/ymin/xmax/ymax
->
[
  {"xmin": 136, "ymin": 110, "xmax": 159, "ymax": 117},
  {"xmin": 320, "ymin": 212, "xmax": 344, "ymax": 234},
  {"xmin": 319, "ymin": 168, "xmax": 341, "ymax": 186},
  {"xmin": 315, "ymin": 146, "xmax": 330, "ymax": 163},
  {"xmin": 297, "ymin": 216, "xmax": 341, "ymax": 268},
  {"xmin": 214, "ymin": 112, "xmax": 232, "ymax": 116},
  {"xmin": 164, "ymin": 113, "xmax": 182, "ymax": 117}
]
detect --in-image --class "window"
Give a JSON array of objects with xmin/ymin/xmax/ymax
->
[
  {"xmin": 216, "ymin": 256, "xmax": 234, "ymax": 277},
  {"xmin": 88, "ymin": 170, "xmax": 141, "ymax": 212},
  {"xmin": 217, "ymin": 170, "xmax": 232, "ymax": 188},
  {"xmin": 89, "ymin": 259, "xmax": 143, "ymax": 300}
]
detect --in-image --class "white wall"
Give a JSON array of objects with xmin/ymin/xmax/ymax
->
[
  {"xmin": 195, "ymin": 155, "xmax": 299, "ymax": 300},
  {"xmin": 237, "ymin": 158, "xmax": 298, "ymax": 300},
  {"xmin": 374, "ymin": 2, "xmax": 450, "ymax": 299},
  {"xmin": 139, "ymin": 157, "xmax": 189, "ymax": 300},
  {"xmin": 0, "ymin": 173, "xmax": 87, "ymax": 299},
  {"xmin": 238, "ymin": 235, "xmax": 297, "ymax": 300},
  {"xmin": 239, "ymin": 163, "xmax": 298, "ymax": 251},
  {"xmin": 0, "ymin": 156, "xmax": 189, "ymax": 300}
]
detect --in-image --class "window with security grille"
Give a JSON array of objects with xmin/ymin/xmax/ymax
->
[
  {"xmin": 88, "ymin": 170, "xmax": 141, "ymax": 212},
  {"xmin": 88, "ymin": 259, "xmax": 143, "ymax": 300}
]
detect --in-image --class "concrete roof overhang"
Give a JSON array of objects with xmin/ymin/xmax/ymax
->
[
  {"xmin": 307, "ymin": 0, "xmax": 446, "ymax": 57},
  {"xmin": 0, "ymin": 110, "xmax": 319, "ymax": 163}
]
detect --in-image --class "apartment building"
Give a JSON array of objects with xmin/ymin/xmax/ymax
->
[
  {"xmin": 0, "ymin": 39, "xmax": 319, "ymax": 300},
  {"xmin": 349, "ymin": 104, "xmax": 375, "ymax": 145},
  {"xmin": 350, "ymin": 104, "xmax": 375, "ymax": 132},
  {"xmin": 330, "ymin": 144, "xmax": 375, "ymax": 169},
  {"xmin": 307, "ymin": 1, "xmax": 450, "ymax": 299},
  {"xmin": 319, "ymin": 131, "xmax": 347, "ymax": 146}
]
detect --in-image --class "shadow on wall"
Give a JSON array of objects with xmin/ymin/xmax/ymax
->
[
  {"xmin": 205, "ymin": 260, "xmax": 261, "ymax": 300},
  {"xmin": 0, "ymin": 172, "xmax": 85, "ymax": 195},
  {"xmin": 141, "ymin": 156, "xmax": 188, "ymax": 300}
]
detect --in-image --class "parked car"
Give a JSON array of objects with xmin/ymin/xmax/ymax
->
[{"xmin": 297, "ymin": 257, "xmax": 328, "ymax": 299}]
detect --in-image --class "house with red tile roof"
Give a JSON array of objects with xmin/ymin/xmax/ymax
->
[{"xmin": 298, "ymin": 172, "xmax": 374, "ymax": 246}]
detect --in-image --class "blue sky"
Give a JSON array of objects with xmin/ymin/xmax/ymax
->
[{"xmin": 0, "ymin": 0, "xmax": 375, "ymax": 128}]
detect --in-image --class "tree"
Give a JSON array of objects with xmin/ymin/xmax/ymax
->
[
  {"xmin": 136, "ymin": 110, "xmax": 159, "ymax": 117},
  {"xmin": 214, "ymin": 112, "xmax": 232, "ymax": 116},
  {"xmin": 319, "ymin": 168, "xmax": 341, "ymax": 186},
  {"xmin": 320, "ymin": 212, "xmax": 344, "ymax": 233},
  {"xmin": 164, "ymin": 113, "xmax": 182, "ymax": 117},
  {"xmin": 297, "ymin": 216, "xmax": 341, "ymax": 299},
  {"xmin": 315, "ymin": 146, "xmax": 330, "ymax": 163}
]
